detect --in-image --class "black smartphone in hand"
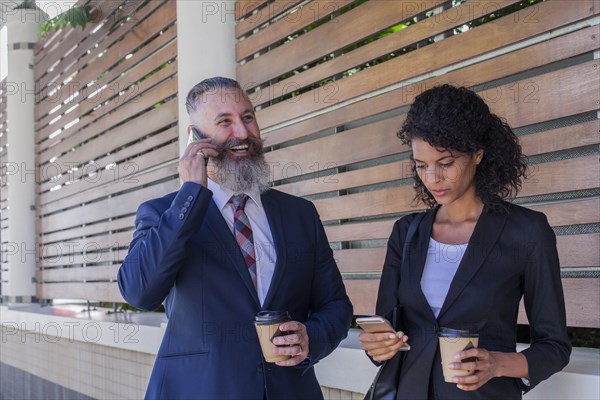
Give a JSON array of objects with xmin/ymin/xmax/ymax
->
[
  {"xmin": 190, "ymin": 127, "xmax": 207, "ymax": 141},
  {"xmin": 189, "ymin": 127, "xmax": 209, "ymax": 166}
]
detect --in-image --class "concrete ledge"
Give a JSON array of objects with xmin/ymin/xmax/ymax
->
[
  {"xmin": 0, "ymin": 304, "xmax": 165, "ymax": 354},
  {"xmin": 2, "ymin": 306, "xmax": 598, "ymax": 399},
  {"xmin": 315, "ymin": 329, "xmax": 600, "ymax": 399}
]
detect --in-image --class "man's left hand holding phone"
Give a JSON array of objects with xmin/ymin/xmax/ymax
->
[{"xmin": 179, "ymin": 127, "xmax": 218, "ymax": 187}]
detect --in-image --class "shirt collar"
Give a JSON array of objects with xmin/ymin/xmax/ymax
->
[{"xmin": 208, "ymin": 178, "xmax": 264, "ymax": 211}]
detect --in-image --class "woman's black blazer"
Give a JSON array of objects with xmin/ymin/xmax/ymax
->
[{"xmin": 376, "ymin": 202, "xmax": 571, "ymax": 400}]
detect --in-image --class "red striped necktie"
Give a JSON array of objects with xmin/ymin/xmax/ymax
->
[{"xmin": 229, "ymin": 194, "xmax": 257, "ymax": 289}]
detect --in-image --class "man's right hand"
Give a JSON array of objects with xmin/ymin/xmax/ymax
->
[
  {"xmin": 358, "ymin": 331, "xmax": 409, "ymax": 362},
  {"xmin": 178, "ymin": 139, "xmax": 218, "ymax": 187}
]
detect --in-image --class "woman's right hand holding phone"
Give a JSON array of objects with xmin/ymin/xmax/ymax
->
[{"xmin": 359, "ymin": 331, "xmax": 409, "ymax": 362}]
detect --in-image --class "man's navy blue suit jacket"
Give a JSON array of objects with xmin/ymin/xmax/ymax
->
[{"xmin": 118, "ymin": 182, "xmax": 353, "ymax": 399}]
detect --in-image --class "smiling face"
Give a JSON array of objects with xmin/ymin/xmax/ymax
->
[
  {"xmin": 411, "ymin": 138, "xmax": 483, "ymax": 207},
  {"xmin": 189, "ymin": 87, "xmax": 260, "ymax": 159},
  {"xmin": 188, "ymin": 87, "xmax": 270, "ymax": 193}
]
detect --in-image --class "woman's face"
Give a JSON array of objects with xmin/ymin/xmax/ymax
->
[{"xmin": 411, "ymin": 138, "xmax": 484, "ymax": 206}]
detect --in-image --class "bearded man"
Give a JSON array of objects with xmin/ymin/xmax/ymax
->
[{"xmin": 118, "ymin": 77, "xmax": 353, "ymax": 400}]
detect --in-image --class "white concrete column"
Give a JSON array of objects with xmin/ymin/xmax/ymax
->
[
  {"xmin": 2, "ymin": 3, "xmax": 45, "ymax": 301},
  {"xmin": 175, "ymin": 0, "xmax": 237, "ymax": 155}
]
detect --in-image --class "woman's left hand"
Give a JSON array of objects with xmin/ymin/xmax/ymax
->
[{"xmin": 448, "ymin": 348, "xmax": 501, "ymax": 391}]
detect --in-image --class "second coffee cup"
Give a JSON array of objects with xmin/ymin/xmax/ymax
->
[
  {"xmin": 438, "ymin": 327, "xmax": 479, "ymax": 383},
  {"xmin": 254, "ymin": 310, "xmax": 292, "ymax": 363}
]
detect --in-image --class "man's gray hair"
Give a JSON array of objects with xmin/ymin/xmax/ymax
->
[{"xmin": 185, "ymin": 77, "xmax": 249, "ymax": 114}]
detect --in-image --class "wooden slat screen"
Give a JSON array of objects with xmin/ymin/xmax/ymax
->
[
  {"xmin": 236, "ymin": 0, "xmax": 600, "ymax": 327},
  {"xmin": 0, "ymin": 78, "xmax": 8, "ymax": 294},
  {"xmin": 34, "ymin": 0, "xmax": 179, "ymax": 303}
]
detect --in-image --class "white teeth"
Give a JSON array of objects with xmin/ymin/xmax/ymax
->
[{"xmin": 231, "ymin": 145, "xmax": 249, "ymax": 151}]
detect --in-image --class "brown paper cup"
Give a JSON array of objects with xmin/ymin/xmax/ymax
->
[
  {"xmin": 438, "ymin": 327, "xmax": 479, "ymax": 383},
  {"xmin": 254, "ymin": 311, "xmax": 291, "ymax": 363}
]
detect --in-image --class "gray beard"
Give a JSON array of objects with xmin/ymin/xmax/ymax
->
[{"xmin": 213, "ymin": 153, "xmax": 271, "ymax": 194}]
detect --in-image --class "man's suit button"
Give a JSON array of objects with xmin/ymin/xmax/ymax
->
[
  {"xmin": 178, "ymin": 213, "xmax": 185, "ymax": 220},
  {"xmin": 187, "ymin": 196, "xmax": 193, "ymax": 201},
  {"xmin": 257, "ymin": 364, "xmax": 263, "ymax": 373},
  {"xmin": 181, "ymin": 207, "xmax": 188, "ymax": 213},
  {"xmin": 184, "ymin": 201, "xmax": 191, "ymax": 207}
]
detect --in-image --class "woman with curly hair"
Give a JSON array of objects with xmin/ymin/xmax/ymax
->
[{"xmin": 359, "ymin": 85, "xmax": 571, "ymax": 399}]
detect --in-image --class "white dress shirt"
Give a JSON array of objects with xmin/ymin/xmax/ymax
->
[{"xmin": 208, "ymin": 179, "xmax": 276, "ymax": 305}]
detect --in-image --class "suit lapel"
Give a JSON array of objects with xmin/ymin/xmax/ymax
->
[
  {"xmin": 408, "ymin": 209, "xmax": 438, "ymax": 322},
  {"xmin": 261, "ymin": 191, "xmax": 287, "ymax": 309},
  {"xmin": 205, "ymin": 200, "xmax": 261, "ymax": 307},
  {"xmin": 437, "ymin": 207, "xmax": 507, "ymax": 319}
]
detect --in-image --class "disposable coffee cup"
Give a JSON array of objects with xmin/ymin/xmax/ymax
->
[
  {"xmin": 254, "ymin": 311, "xmax": 291, "ymax": 363},
  {"xmin": 438, "ymin": 327, "xmax": 479, "ymax": 383}
]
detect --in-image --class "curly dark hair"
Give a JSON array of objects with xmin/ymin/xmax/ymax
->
[{"xmin": 397, "ymin": 84, "xmax": 527, "ymax": 212}]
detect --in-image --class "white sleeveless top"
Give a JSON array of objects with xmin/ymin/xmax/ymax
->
[{"xmin": 420, "ymin": 237, "xmax": 468, "ymax": 318}]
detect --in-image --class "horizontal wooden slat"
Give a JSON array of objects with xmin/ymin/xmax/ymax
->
[
  {"xmin": 520, "ymin": 155, "xmax": 599, "ymax": 197},
  {"xmin": 344, "ymin": 279, "xmax": 379, "ymax": 316},
  {"xmin": 256, "ymin": 0, "xmax": 598, "ymax": 128},
  {"xmin": 36, "ymin": 0, "xmax": 168, "ymax": 105},
  {"xmin": 518, "ymin": 278, "xmax": 600, "ymax": 328},
  {"xmin": 528, "ymin": 199, "xmax": 600, "ymax": 228},
  {"xmin": 265, "ymin": 115, "xmax": 407, "ymax": 181},
  {"xmin": 39, "ymin": 179, "xmax": 179, "ymax": 233},
  {"xmin": 277, "ymin": 160, "xmax": 409, "ymax": 198},
  {"xmin": 262, "ymin": 24, "xmax": 599, "ymax": 147},
  {"xmin": 34, "ymin": 2, "xmax": 114, "ymax": 66},
  {"xmin": 37, "ymin": 282, "xmax": 124, "ymax": 303},
  {"xmin": 314, "ymin": 155, "xmax": 599, "ymax": 222},
  {"xmin": 325, "ymin": 219, "xmax": 398, "ymax": 243},
  {"xmin": 251, "ymin": 0, "xmax": 522, "ymax": 105},
  {"xmin": 37, "ymin": 231, "xmax": 133, "ymax": 268},
  {"xmin": 562, "ymin": 278, "xmax": 600, "ymax": 328},
  {"xmin": 37, "ymin": 249, "xmax": 128, "ymax": 271},
  {"xmin": 272, "ymin": 62, "xmax": 599, "ymax": 198},
  {"xmin": 351, "ymin": 278, "xmax": 600, "ymax": 327},
  {"xmin": 36, "ymin": 39, "xmax": 177, "ymax": 143},
  {"xmin": 489, "ymin": 62, "xmax": 600, "ymax": 130},
  {"xmin": 335, "ymin": 233, "xmax": 598, "ymax": 277},
  {"xmin": 236, "ymin": 0, "xmax": 270, "ymax": 20},
  {"xmin": 34, "ymin": 1, "xmax": 128, "ymax": 94},
  {"xmin": 39, "ymin": 124, "xmax": 178, "ymax": 199},
  {"xmin": 37, "ymin": 13, "xmax": 176, "ymax": 126},
  {"xmin": 38, "ymin": 150, "xmax": 178, "ymax": 217},
  {"xmin": 274, "ymin": 119, "xmax": 599, "ymax": 197},
  {"xmin": 315, "ymin": 185, "xmax": 416, "ymax": 222},
  {"xmin": 557, "ymin": 234, "xmax": 600, "ymax": 268},
  {"xmin": 34, "ymin": 25, "xmax": 68, "ymax": 61},
  {"xmin": 236, "ymin": 0, "xmax": 351, "ymax": 60},
  {"xmin": 38, "ymin": 265, "xmax": 120, "ymax": 283},
  {"xmin": 324, "ymin": 198, "xmax": 600, "ymax": 243},
  {"xmin": 38, "ymin": 77, "xmax": 178, "ymax": 166},
  {"xmin": 335, "ymin": 248, "xmax": 386, "ymax": 274},
  {"xmin": 236, "ymin": 0, "xmax": 304, "ymax": 39},
  {"xmin": 38, "ymin": 160, "xmax": 178, "ymax": 216},
  {"xmin": 519, "ymin": 120, "xmax": 599, "ymax": 155},
  {"xmin": 34, "ymin": 1, "xmax": 126, "ymax": 86},
  {"xmin": 38, "ymin": 98, "xmax": 178, "ymax": 181},
  {"xmin": 37, "ymin": 33, "xmax": 177, "ymax": 142},
  {"xmin": 238, "ymin": 0, "xmax": 445, "ymax": 87},
  {"xmin": 38, "ymin": 215, "xmax": 135, "ymax": 246}
]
